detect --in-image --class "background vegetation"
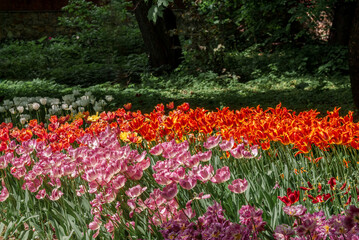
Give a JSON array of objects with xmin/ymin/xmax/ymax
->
[{"xmin": 0, "ymin": 0, "xmax": 356, "ymax": 114}]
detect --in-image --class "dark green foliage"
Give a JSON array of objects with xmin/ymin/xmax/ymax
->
[
  {"xmin": 0, "ymin": 0, "xmax": 145, "ymax": 86},
  {"xmin": 224, "ymin": 44, "xmax": 348, "ymax": 82},
  {"xmin": 0, "ymin": 0, "xmax": 352, "ymax": 108}
]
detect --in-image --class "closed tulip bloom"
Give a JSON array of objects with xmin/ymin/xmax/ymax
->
[
  {"xmin": 228, "ymin": 178, "xmax": 248, "ymax": 194},
  {"xmin": 211, "ymin": 166, "xmax": 231, "ymax": 184},
  {"xmin": 219, "ymin": 137, "xmax": 235, "ymax": 151},
  {"xmin": 161, "ymin": 182, "xmax": 178, "ymax": 200},
  {"xmin": 179, "ymin": 176, "xmax": 197, "ymax": 190},
  {"xmin": 0, "ymin": 180, "xmax": 9, "ymax": 202},
  {"xmin": 125, "ymin": 185, "xmax": 147, "ymax": 198},
  {"xmin": 203, "ymin": 135, "xmax": 221, "ymax": 149}
]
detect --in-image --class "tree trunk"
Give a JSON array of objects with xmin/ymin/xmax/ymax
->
[
  {"xmin": 132, "ymin": 0, "xmax": 182, "ymax": 71},
  {"xmin": 329, "ymin": 0, "xmax": 356, "ymax": 45},
  {"xmin": 349, "ymin": 1, "xmax": 359, "ymax": 111}
]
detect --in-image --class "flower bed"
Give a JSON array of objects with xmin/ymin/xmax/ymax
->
[{"xmin": 0, "ymin": 103, "xmax": 358, "ymax": 239}]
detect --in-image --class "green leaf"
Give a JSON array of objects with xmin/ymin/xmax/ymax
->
[
  {"xmin": 4, "ymin": 221, "xmax": 15, "ymax": 239},
  {"xmin": 147, "ymin": 5, "xmax": 158, "ymax": 23},
  {"xmin": 62, "ymin": 230, "xmax": 74, "ymax": 240},
  {"xmin": 0, "ymin": 222, "xmax": 5, "ymax": 236},
  {"xmin": 67, "ymin": 215, "xmax": 83, "ymax": 239},
  {"xmin": 158, "ymin": 0, "xmax": 169, "ymax": 7},
  {"xmin": 19, "ymin": 230, "xmax": 31, "ymax": 240},
  {"xmin": 147, "ymin": 5, "xmax": 164, "ymax": 23}
]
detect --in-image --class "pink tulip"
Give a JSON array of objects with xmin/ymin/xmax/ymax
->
[
  {"xmin": 230, "ymin": 143, "xmax": 245, "ymax": 159},
  {"xmin": 89, "ymin": 217, "xmax": 101, "ymax": 230},
  {"xmin": 179, "ymin": 176, "xmax": 197, "ymax": 190},
  {"xmin": 196, "ymin": 165, "xmax": 214, "ymax": 182},
  {"xmin": 125, "ymin": 185, "xmax": 147, "ymax": 198},
  {"xmin": 0, "ymin": 180, "xmax": 9, "ymax": 202},
  {"xmin": 161, "ymin": 183, "xmax": 178, "ymax": 200},
  {"xmin": 195, "ymin": 151, "xmax": 212, "ymax": 162},
  {"xmin": 105, "ymin": 221, "xmax": 114, "ymax": 233},
  {"xmin": 48, "ymin": 188, "xmax": 63, "ymax": 201},
  {"xmin": 112, "ymin": 174, "xmax": 127, "ymax": 190},
  {"xmin": 62, "ymin": 163, "xmax": 76, "ymax": 176},
  {"xmin": 0, "ymin": 154, "xmax": 8, "ymax": 169},
  {"xmin": 150, "ymin": 144, "xmax": 163, "ymax": 156},
  {"xmin": 153, "ymin": 172, "xmax": 172, "ymax": 185},
  {"xmin": 185, "ymin": 155, "xmax": 200, "ymax": 168},
  {"xmin": 83, "ymin": 169, "xmax": 99, "ymax": 182},
  {"xmin": 177, "ymin": 141, "xmax": 190, "ymax": 153},
  {"xmin": 35, "ymin": 189, "xmax": 46, "ymax": 199},
  {"xmin": 203, "ymin": 135, "xmax": 221, "ymax": 149},
  {"xmin": 219, "ymin": 137, "xmax": 235, "ymax": 151},
  {"xmin": 133, "ymin": 150, "xmax": 147, "ymax": 163},
  {"xmin": 105, "ymin": 190, "xmax": 116, "ymax": 203},
  {"xmin": 211, "ymin": 166, "xmax": 231, "ymax": 183},
  {"xmin": 88, "ymin": 181, "xmax": 99, "ymax": 194},
  {"xmin": 25, "ymin": 178, "xmax": 43, "ymax": 193},
  {"xmin": 228, "ymin": 178, "xmax": 248, "ymax": 194},
  {"xmin": 93, "ymin": 229, "xmax": 100, "ymax": 239},
  {"xmin": 250, "ymin": 145, "xmax": 259, "ymax": 158},
  {"xmin": 193, "ymin": 192, "xmax": 211, "ymax": 200},
  {"xmin": 76, "ymin": 185, "xmax": 86, "ymax": 196},
  {"xmin": 126, "ymin": 165, "xmax": 143, "ymax": 180},
  {"xmin": 127, "ymin": 198, "xmax": 137, "ymax": 210},
  {"xmin": 137, "ymin": 157, "xmax": 150, "ymax": 170}
]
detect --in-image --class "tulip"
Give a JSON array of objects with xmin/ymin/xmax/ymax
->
[
  {"xmin": 211, "ymin": 166, "xmax": 231, "ymax": 184},
  {"xmin": 219, "ymin": 137, "xmax": 234, "ymax": 151},
  {"xmin": 161, "ymin": 183, "xmax": 178, "ymax": 200},
  {"xmin": 228, "ymin": 178, "xmax": 248, "ymax": 194},
  {"xmin": 125, "ymin": 185, "xmax": 147, "ymax": 198},
  {"xmin": 0, "ymin": 180, "xmax": 9, "ymax": 202}
]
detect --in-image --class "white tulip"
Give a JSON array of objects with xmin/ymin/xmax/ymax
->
[
  {"xmin": 51, "ymin": 98, "xmax": 60, "ymax": 105},
  {"xmin": 80, "ymin": 95, "xmax": 89, "ymax": 101},
  {"xmin": 80, "ymin": 99, "xmax": 89, "ymax": 107},
  {"xmin": 22, "ymin": 114, "xmax": 30, "ymax": 120},
  {"xmin": 62, "ymin": 95, "xmax": 75, "ymax": 104},
  {"xmin": 40, "ymin": 98, "xmax": 47, "ymax": 105},
  {"xmin": 20, "ymin": 117, "xmax": 26, "ymax": 125},
  {"xmin": 62, "ymin": 103, "xmax": 69, "ymax": 110},
  {"xmin": 93, "ymin": 104, "xmax": 102, "ymax": 112},
  {"xmin": 0, "ymin": 107, "xmax": 5, "ymax": 113},
  {"xmin": 32, "ymin": 103, "xmax": 40, "ymax": 111},
  {"xmin": 16, "ymin": 106, "xmax": 24, "ymax": 113},
  {"xmin": 27, "ymin": 104, "xmax": 33, "ymax": 111},
  {"xmin": 72, "ymin": 102, "xmax": 78, "ymax": 109},
  {"xmin": 51, "ymin": 105, "xmax": 59, "ymax": 112},
  {"xmin": 13, "ymin": 98, "xmax": 21, "ymax": 106},
  {"xmin": 105, "ymin": 95, "xmax": 113, "ymax": 102},
  {"xmin": 3, "ymin": 100, "xmax": 13, "ymax": 107},
  {"xmin": 9, "ymin": 108, "xmax": 16, "ymax": 114},
  {"xmin": 90, "ymin": 96, "xmax": 96, "ymax": 105}
]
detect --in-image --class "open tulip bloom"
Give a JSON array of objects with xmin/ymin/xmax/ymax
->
[{"xmin": 0, "ymin": 103, "xmax": 358, "ymax": 239}]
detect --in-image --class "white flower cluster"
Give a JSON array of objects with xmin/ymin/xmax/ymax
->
[{"xmin": 0, "ymin": 90, "xmax": 114, "ymax": 124}]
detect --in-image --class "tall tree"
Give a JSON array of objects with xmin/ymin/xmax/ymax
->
[
  {"xmin": 131, "ymin": 0, "xmax": 182, "ymax": 71},
  {"xmin": 349, "ymin": 1, "xmax": 359, "ymax": 111},
  {"xmin": 329, "ymin": 0, "xmax": 356, "ymax": 45}
]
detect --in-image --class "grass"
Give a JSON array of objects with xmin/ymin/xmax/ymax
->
[{"xmin": 0, "ymin": 73, "xmax": 354, "ymax": 116}]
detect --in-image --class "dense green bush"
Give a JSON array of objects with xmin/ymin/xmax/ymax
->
[
  {"xmin": 223, "ymin": 44, "xmax": 348, "ymax": 82},
  {"xmin": 0, "ymin": 0, "xmax": 145, "ymax": 86}
]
